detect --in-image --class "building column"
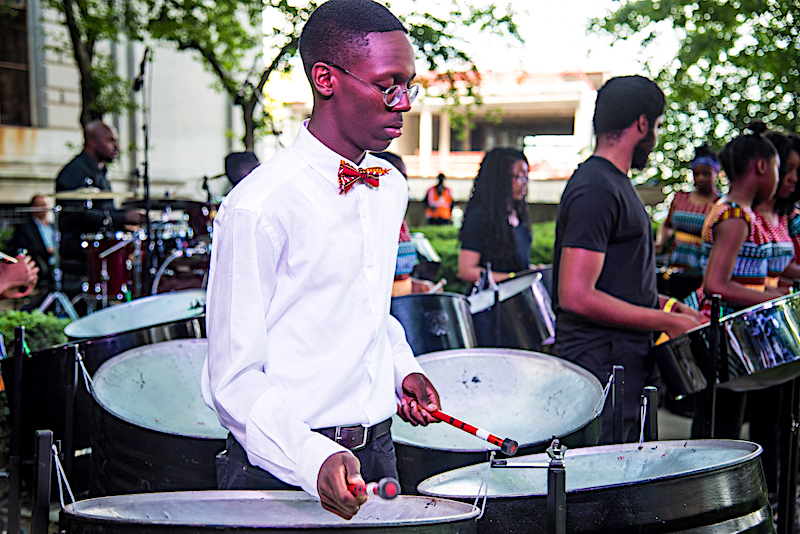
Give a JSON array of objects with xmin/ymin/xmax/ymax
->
[
  {"xmin": 419, "ymin": 105, "xmax": 433, "ymax": 178},
  {"xmin": 438, "ymin": 109, "xmax": 450, "ymax": 173}
]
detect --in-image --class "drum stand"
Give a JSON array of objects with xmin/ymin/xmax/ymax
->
[
  {"xmin": 776, "ymin": 377, "xmax": 799, "ymax": 534},
  {"xmin": 38, "ymin": 205, "xmax": 79, "ymax": 320}
]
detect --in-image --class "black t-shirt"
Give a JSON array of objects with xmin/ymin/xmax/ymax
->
[
  {"xmin": 460, "ymin": 202, "xmax": 532, "ymax": 273},
  {"xmin": 553, "ymin": 156, "xmax": 659, "ymax": 356},
  {"xmin": 56, "ymin": 151, "xmax": 127, "ymax": 262}
]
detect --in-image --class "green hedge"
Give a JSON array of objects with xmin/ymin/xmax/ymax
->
[{"xmin": 411, "ymin": 221, "xmax": 556, "ymax": 294}]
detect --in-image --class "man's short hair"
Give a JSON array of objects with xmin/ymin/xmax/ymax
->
[
  {"xmin": 299, "ymin": 0, "xmax": 407, "ymax": 81},
  {"xmin": 225, "ymin": 151, "xmax": 260, "ymax": 186},
  {"xmin": 592, "ymin": 75, "xmax": 665, "ymax": 136}
]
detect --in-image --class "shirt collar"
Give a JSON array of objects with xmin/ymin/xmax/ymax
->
[{"xmin": 292, "ymin": 120, "xmax": 388, "ymax": 189}]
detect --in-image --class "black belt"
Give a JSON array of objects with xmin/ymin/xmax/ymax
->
[{"xmin": 313, "ymin": 419, "xmax": 392, "ymax": 451}]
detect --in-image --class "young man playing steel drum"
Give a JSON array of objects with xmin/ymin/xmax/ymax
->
[
  {"xmin": 202, "ymin": 0, "xmax": 440, "ymax": 520},
  {"xmin": 553, "ymin": 75, "xmax": 705, "ymax": 443}
]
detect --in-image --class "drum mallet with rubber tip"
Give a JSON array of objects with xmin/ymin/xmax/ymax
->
[
  {"xmin": 431, "ymin": 409, "xmax": 519, "ymax": 456},
  {"xmin": 348, "ymin": 477, "xmax": 400, "ymax": 499}
]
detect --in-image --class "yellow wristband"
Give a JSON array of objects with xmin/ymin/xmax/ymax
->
[
  {"xmin": 663, "ymin": 297, "xmax": 678, "ymax": 313},
  {"xmin": 508, "ymin": 272, "xmax": 516, "ymax": 279}
]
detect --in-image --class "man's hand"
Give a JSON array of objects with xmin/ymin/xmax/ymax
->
[
  {"xmin": 398, "ymin": 373, "xmax": 440, "ymax": 426},
  {"xmin": 317, "ymin": 451, "xmax": 367, "ymax": 520},
  {"xmin": 124, "ymin": 208, "xmax": 148, "ymax": 225},
  {"xmin": 662, "ymin": 311, "xmax": 705, "ymax": 340}
]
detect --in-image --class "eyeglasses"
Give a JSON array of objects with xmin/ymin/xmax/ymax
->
[
  {"xmin": 514, "ymin": 174, "xmax": 530, "ymax": 184},
  {"xmin": 327, "ymin": 63, "xmax": 419, "ymax": 107}
]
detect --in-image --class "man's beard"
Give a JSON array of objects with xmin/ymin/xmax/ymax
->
[{"xmin": 631, "ymin": 131, "xmax": 655, "ymax": 170}]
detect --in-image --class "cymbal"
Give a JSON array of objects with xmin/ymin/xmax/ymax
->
[
  {"xmin": 122, "ymin": 197, "xmax": 205, "ymax": 211},
  {"xmin": 55, "ymin": 187, "xmax": 128, "ymax": 200}
]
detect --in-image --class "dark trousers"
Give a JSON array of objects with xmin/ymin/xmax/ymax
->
[
  {"xmin": 557, "ymin": 337, "xmax": 654, "ymax": 444},
  {"xmin": 216, "ymin": 430, "xmax": 399, "ymax": 491}
]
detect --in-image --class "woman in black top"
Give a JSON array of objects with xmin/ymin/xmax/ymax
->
[{"xmin": 458, "ymin": 147, "xmax": 532, "ymax": 287}]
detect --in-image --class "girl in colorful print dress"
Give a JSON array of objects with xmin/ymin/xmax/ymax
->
[{"xmin": 657, "ymin": 145, "xmax": 720, "ymax": 272}]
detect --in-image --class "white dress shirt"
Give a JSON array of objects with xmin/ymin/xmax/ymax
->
[{"xmin": 201, "ymin": 122, "xmax": 423, "ymax": 497}]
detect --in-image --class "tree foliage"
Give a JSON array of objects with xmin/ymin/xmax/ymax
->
[
  {"xmin": 144, "ymin": 0, "xmax": 523, "ymax": 151},
  {"xmin": 44, "ymin": 0, "xmax": 138, "ymax": 125},
  {"xmin": 592, "ymin": 0, "xmax": 800, "ymax": 189}
]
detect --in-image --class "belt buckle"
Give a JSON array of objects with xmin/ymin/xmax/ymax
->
[{"xmin": 334, "ymin": 425, "xmax": 368, "ymax": 451}]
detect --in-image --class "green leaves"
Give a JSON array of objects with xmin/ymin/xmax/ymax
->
[{"xmin": 593, "ymin": 0, "xmax": 800, "ymax": 190}]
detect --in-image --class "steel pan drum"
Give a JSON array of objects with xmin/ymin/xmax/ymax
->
[
  {"xmin": 468, "ymin": 271, "xmax": 555, "ymax": 351},
  {"xmin": 390, "ymin": 293, "xmax": 477, "ymax": 355},
  {"xmin": 653, "ymin": 292, "xmax": 800, "ymax": 395},
  {"xmin": 59, "ymin": 491, "xmax": 479, "ymax": 533},
  {"xmin": 419, "ymin": 440, "xmax": 771, "ymax": 533},
  {"xmin": 1, "ymin": 292, "xmax": 206, "ymax": 496},
  {"xmin": 91, "ymin": 339, "xmax": 226, "ymax": 495},
  {"xmin": 65, "ymin": 289, "xmax": 206, "ymax": 339},
  {"xmin": 392, "ymin": 349, "xmax": 602, "ymax": 493}
]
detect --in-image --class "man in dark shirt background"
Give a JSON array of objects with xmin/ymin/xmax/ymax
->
[
  {"xmin": 553, "ymin": 75, "xmax": 704, "ymax": 443},
  {"xmin": 55, "ymin": 120, "xmax": 145, "ymax": 297}
]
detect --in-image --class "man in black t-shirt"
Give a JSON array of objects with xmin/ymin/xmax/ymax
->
[{"xmin": 553, "ymin": 75, "xmax": 704, "ymax": 443}]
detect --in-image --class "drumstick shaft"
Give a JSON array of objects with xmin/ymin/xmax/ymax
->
[
  {"xmin": 348, "ymin": 477, "xmax": 400, "ymax": 499},
  {"xmin": 431, "ymin": 409, "xmax": 518, "ymax": 456},
  {"xmin": 0, "ymin": 252, "xmax": 19, "ymax": 264}
]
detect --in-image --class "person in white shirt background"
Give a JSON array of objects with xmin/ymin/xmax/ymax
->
[{"xmin": 202, "ymin": 0, "xmax": 440, "ymax": 521}]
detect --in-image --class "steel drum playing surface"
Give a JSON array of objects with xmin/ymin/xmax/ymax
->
[
  {"xmin": 391, "ymin": 349, "xmax": 603, "ymax": 451},
  {"xmin": 64, "ymin": 289, "xmax": 206, "ymax": 339},
  {"xmin": 92, "ymin": 338, "xmax": 225, "ymax": 439},
  {"xmin": 60, "ymin": 491, "xmax": 479, "ymax": 532}
]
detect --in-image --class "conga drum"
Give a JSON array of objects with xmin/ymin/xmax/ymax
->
[
  {"xmin": 391, "ymin": 348, "xmax": 602, "ymax": 494},
  {"xmin": 91, "ymin": 339, "xmax": 226, "ymax": 495},
  {"xmin": 60, "ymin": 491, "xmax": 480, "ymax": 533},
  {"xmin": 419, "ymin": 440, "xmax": 771, "ymax": 533}
]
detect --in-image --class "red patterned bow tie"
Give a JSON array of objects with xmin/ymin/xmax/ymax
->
[{"xmin": 338, "ymin": 160, "xmax": 389, "ymax": 195}]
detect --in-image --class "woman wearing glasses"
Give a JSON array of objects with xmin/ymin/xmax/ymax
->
[{"xmin": 457, "ymin": 147, "xmax": 532, "ymax": 290}]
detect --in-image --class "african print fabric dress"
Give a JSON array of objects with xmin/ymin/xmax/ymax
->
[
  {"xmin": 789, "ymin": 208, "xmax": 800, "ymax": 261},
  {"xmin": 666, "ymin": 191, "xmax": 715, "ymax": 270},
  {"xmin": 686, "ymin": 200, "xmax": 791, "ymax": 317}
]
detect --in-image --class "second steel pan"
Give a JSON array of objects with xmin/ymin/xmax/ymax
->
[
  {"xmin": 418, "ymin": 440, "xmax": 771, "ymax": 533},
  {"xmin": 391, "ymin": 348, "xmax": 602, "ymax": 493},
  {"xmin": 390, "ymin": 293, "xmax": 477, "ymax": 356},
  {"xmin": 468, "ymin": 271, "xmax": 555, "ymax": 352},
  {"xmin": 91, "ymin": 339, "xmax": 226, "ymax": 495},
  {"xmin": 59, "ymin": 491, "xmax": 479, "ymax": 533},
  {"xmin": 652, "ymin": 292, "xmax": 800, "ymax": 395},
  {"xmin": 64, "ymin": 289, "xmax": 206, "ymax": 340}
]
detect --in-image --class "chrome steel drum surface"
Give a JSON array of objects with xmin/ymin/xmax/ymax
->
[
  {"xmin": 65, "ymin": 289, "xmax": 206, "ymax": 339},
  {"xmin": 390, "ymin": 293, "xmax": 477, "ymax": 356},
  {"xmin": 653, "ymin": 292, "xmax": 800, "ymax": 394},
  {"xmin": 92, "ymin": 339, "xmax": 225, "ymax": 439},
  {"xmin": 60, "ymin": 491, "xmax": 479, "ymax": 533},
  {"xmin": 468, "ymin": 271, "xmax": 555, "ymax": 351},
  {"xmin": 419, "ymin": 440, "xmax": 771, "ymax": 533},
  {"xmin": 91, "ymin": 339, "xmax": 226, "ymax": 494},
  {"xmin": 392, "ymin": 349, "xmax": 602, "ymax": 493}
]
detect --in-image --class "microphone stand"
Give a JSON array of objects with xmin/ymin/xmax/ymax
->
[{"xmin": 134, "ymin": 47, "xmax": 153, "ymax": 295}]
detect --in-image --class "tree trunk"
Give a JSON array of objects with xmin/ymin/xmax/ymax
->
[{"xmin": 241, "ymin": 97, "xmax": 257, "ymax": 152}]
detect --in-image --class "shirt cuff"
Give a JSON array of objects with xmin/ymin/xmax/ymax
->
[
  {"xmin": 393, "ymin": 350, "xmax": 425, "ymax": 398},
  {"xmin": 296, "ymin": 432, "xmax": 350, "ymax": 499}
]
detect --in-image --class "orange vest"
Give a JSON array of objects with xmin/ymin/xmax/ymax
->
[{"xmin": 425, "ymin": 187, "xmax": 453, "ymax": 220}]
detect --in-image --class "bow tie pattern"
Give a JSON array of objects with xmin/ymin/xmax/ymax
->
[{"xmin": 338, "ymin": 160, "xmax": 389, "ymax": 195}]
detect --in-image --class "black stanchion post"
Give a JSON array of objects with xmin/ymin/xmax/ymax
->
[
  {"xmin": 612, "ymin": 365, "xmax": 625, "ymax": 444},
  {"xmin": 694, "ymin": 294, "xmax": 721, "ymax": 439},
  {"xmin": 547, "ymin": 440, "xmax": 566, "ymax": 534},
  {"xmin": 7, "ymin": 326, "xmax": 25, "ymax": 534},
  {"xmin": 62, "ymin": 345, "xmax": 80, "ymax": 480},
  {"xmin": 31, "ymin": 430, "xmax": 53, "ymax": 534},
  {"xmin": 776, "ymin": 376, "xmax": 799, "ymax": 534},
  {"xmin": 642, "ymin": 386, "xmax": 659, "ymax": 442}
]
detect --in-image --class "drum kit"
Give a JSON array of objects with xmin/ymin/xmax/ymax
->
[
  {"xmin": 7, "ymin": 249, "xmax": 800, "ymax": 532},
  {"xmin": 31, "ymin": 187, "xmax": 215, "ymax": 315}
]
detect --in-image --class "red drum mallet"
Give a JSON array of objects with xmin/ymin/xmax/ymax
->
[
  {"xmin": 431, "ymin": 409, "xmax": 519, "ymax": 456},
  {"xmin": 348, "ymin": 477, "xmax": 400, "ymax": 499}
]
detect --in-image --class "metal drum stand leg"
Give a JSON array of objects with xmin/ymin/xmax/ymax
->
[
  {"xmin": 693, "ymin": 294, "xmax": 722, "ymax": 438},
  {"xmin": 37, "ymin": 205, "xmax": 79, "ymax": 319},
  {"xmin": 777, "ymin": 376, "xmax": 799, "ymax": 534}
]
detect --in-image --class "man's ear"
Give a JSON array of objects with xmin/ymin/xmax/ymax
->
[
  {"xmin": 311, "ymin": 62, "xmax": 334, "ymax": 97},
  {"xmin": 637, "ymin": 114, "xmax": 649, "ymax": 135}
]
